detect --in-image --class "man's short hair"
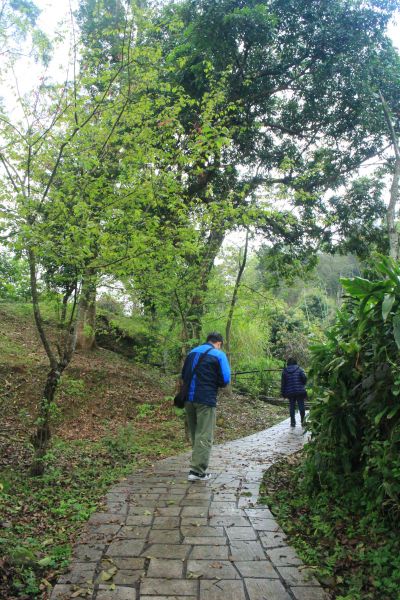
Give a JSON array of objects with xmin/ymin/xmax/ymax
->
[
  {"xmin": 287, "ymin": 357, "xmax": 297, "ymax": 365},
  {"xmin": 206, "ymin": 332, "xmax": 224, "ymax": 344}
]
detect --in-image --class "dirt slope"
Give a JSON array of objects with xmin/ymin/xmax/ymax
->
[{"xmin": 0, "ymin": 303, "xmax": 287, "ymax": 461}]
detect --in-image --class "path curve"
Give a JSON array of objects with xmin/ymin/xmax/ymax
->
[{"xmin": 51, "ymin": 418, "xmax": 327, "ymax": 600}]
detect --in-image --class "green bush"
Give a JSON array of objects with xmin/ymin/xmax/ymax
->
[
  {"xmin": 233, "ymin": 356, "xmax": 282, "ymax": 398},
  {"xmin": 305, "ymin": 256, "xmax": 400, "ymax": 514}
]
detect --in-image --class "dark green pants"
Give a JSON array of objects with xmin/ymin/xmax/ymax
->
[{"xmin": 185, "ymin": 402, "xmax": 216, "ymax": 475}]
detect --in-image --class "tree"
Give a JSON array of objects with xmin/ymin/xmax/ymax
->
[
  {"xmin": 152, "ymin": 0, "xmax": 400, "ymax": 341},
  {"xmin": 0, "ymin": 250, "xmax": 30, "ymax": 300},
  {"xmin": 325, "ymin": 176, "xmax": 388, "ymax": 259},
  {"xmin": 0, "ymin": 4, "xmax": 178, "ymax": 474}
]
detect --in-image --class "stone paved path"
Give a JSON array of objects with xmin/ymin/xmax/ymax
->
[{"xmin": 51, "ymin": 418, "xmax": 328, "ymax": 600}]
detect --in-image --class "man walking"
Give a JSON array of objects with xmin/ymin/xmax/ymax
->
[{"xmin": 182, "ymin": 332, "xmax": 231, "ymax": 481}]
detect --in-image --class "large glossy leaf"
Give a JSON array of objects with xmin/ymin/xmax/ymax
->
[
  {"xmin": 382, "ymin": 294, "xmax": 395, "ymax": 322},
  {"xmin": 341, "ymin": 278, "xmax": 390, "ymax": 301},
  {"xmin": 378, "ymin": 256, "xmax": 400, "ymax": 286},
  {"xmin": 393, "ymin": 315, "xmax": 400, "ymax": 349},
  {"xmin": 374, "ymin": 408, "xmax": 387, "ymax": 425},
  {"xmin": 340, "ymin": 277, "xmax": 375, "ymax": 297},
  {"xmin": 387, "ymin": 405, "xmax": 400, "ymax": 419}
]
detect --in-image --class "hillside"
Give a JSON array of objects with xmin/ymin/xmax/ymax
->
[
  {"xmin": 0, "ymin": 303, "xmax": 289, "ymax": 599},
  {"xmin": 0, "ymin": 302, "xmax": 287, "ymax": 465}
]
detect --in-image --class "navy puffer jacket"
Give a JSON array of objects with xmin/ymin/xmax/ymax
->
[
  {"xmin": 281, "ymin": 364, "xmax": 307, "ymax": 399},
  {"xmin": 182, "ymin": 343, "xmax": 231, "ymax": 407}
]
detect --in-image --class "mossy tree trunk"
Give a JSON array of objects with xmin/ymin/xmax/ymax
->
[
  {"xmin": 28, "ymin": 248, "xmax": 80, "ymax": 476},
  {"xmin": 30, "ymin": 368, "xmax": 62, "ymax": 476},
  {"xmin": 185, "ymin": 227, "xmax": 226, "ymax": 344}
]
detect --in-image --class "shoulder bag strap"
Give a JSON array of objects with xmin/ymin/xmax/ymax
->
[{"xmin": 186, "ymin": 346, "xmax": 213, "ymax": 388}]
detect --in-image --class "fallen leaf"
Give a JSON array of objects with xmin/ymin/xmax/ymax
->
[
  {"xmin": 187, "ymin": 571, "xmax": 202, "ymax": 579},
  {"xmin": 71, "ymin": 589, "xmax": 88, "ymax": 598},
  {"xmin": 100, "ymin": 566, "xmax": 117, "ymax": 581}
]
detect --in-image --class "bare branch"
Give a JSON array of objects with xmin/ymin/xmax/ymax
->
[
  {"xmin": 0, "ymin": 153, "xmax": 25, "ymax": 195},
  {"xmin": 0, "ymin": 115, "xmax": 24, "ymax": 139}
]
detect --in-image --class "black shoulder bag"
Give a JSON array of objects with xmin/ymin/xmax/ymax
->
[{"xmin": 174, "ymin": 347, "xmax": 213, "ymax": 408}]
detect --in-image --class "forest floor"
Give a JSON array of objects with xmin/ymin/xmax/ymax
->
[
  {"xmin": 0, "ymin": 302, "xmax": 287, "ymax": 599},
  {"xmin": 259, "ymin": 452, "xmax": 400, "ymax": 600}
]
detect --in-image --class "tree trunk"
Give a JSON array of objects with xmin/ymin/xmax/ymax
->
[
  {"xmin": 30, "ymin": 367, "xmax": 62, "ymax": 476},
  {"xmin": 379, "ymin": 90, "xmax": 400, "ymax": 260},
  {"xmin": 76, "ymin": 275, "xmax": 97, "ymax": 351},
  {"xmin": 27, "ymin": 247, "xmax": 80, "ymax": 475},
  {"xmin": 225, "ymin": 230, "xmax": 249, "ymax": 362},
  {"xmin": 186, "ymin": 227, "xmax": 225, "ymax": 342},
  {"xmin": 387, "ymin": 156, "xmax": 400, "ymax": 260},
  {"xmin": 224, "ymin": 231, "xmax": 249, "ymax": 397}
]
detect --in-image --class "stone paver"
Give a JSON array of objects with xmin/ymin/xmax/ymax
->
[
  {"xmin": 235, "ymin": 561, "xmax": 279, "ymax": 578},
  {"xmin": 141, "ymin": 578, "xmax": 197, "ymax": 595},
  {"xmin": 200, "ymin": 579, "xmax": 246, "ymax": 600},
  {"xmin": 58, "ymin": 562, "xmax": 97, "ymax": 584},
  {"xmin": 106, "ymin": 539, "xmax": 145, "ymax": 557},
  {"xmin": 97, "ymin": 586, "xmax": 136, "ymax": 599},
  {"xmin": 245, "ymin": 578, "xmax": 292, "ymax": 600},
  {"xmin": 187, "ymin": 559, "xmax": 240, "ymax": 579},
  {"xmin": 190, "ymin": 545, "xmax": 230, "ymax": 560},
  {"xmin": 267, "ymin": 546, "xmax": 303, "ymax": 566},
  {"xmin": 51, "ymin": 418, "xmax": 328, "ymax": 600},
  {"xmin": 277, "ymin": 566, "xmax": 320, "ymax": 586},
  {"xmin": 291, "ymin": 587, "xmax": 329, "ymax": 600},
  {"xmin": 259, "ymin": 529, "xmax": 287, "ymax": 548},
  {"xmin": 51, "ymin": 584, "xmax": 93, "ymax": 599},
  {"xmin": 147, "ymin": 558, "xmax": 184, "ymax": 578}
]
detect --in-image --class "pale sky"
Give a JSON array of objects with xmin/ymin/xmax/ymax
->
[{"xmin": 18, "ymin": 1, "xmax": 400, "ymax": 93}]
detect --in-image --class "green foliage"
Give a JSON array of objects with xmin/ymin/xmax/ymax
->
[
  {"xmin": 58, "ymin": 376, "xmax": 85, "ymax": 399},
  {"xmin": 0, "ymin": 253, "xmax": 31, "ymax": 301},
  {"xmin": 135, "ymin": 403, "xmax": 155, "ymax": 419},
  {"xmin": 0, "ymin": 0, "xmax": 51, "ymax": 64},
  {"xmin": 326, "ymin": 176, "xmax": 388, "ymax": 259},
  {"xmin": 102, "ymin": 424, "xmax": 139, "ymax": 462},
  {"xmin": 267, "ymin": 308, "xmax": 312, "ymax": 365},
  {"xmin": 305, "ymin": 256, "xmax": 400, "ymax": 513},
  {"xmin": 260, "ymin": 454, "xmax": 400, "ymax": 600},
  {"xmin": 233, "ymin": 356, "xmax": 282, "ymax": 398}
]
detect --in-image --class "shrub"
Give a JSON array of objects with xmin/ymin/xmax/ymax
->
[{"xmin": 305, "ymin": 256, "xmax": 400, "ymax": 515}]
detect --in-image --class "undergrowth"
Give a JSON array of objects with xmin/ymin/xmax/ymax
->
[
  {"xmin": 259, "ymin": 451, "xmax": 400, "ymax": 600},
  {"xmin": 0, "ymin": 420, "xmax": 187, "ymax": 599},
  {"xmin": 259, "ymin": 259, "xmax": 400, "ymax": 600}
]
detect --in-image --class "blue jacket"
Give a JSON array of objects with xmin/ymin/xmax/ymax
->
[
  {"xmin": 281, "ymin": 364, "xmax": 307, "ymax": 399},
  {"xmin": 182, "ymin": 343, "xmax": 231, "ymax": 407}
]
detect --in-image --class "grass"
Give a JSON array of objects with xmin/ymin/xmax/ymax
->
[
  {"xmin": 0, "ymin": 419, "xmax": 188, "ymax": 600},
  {"xmin": 259, "ymin": 451, "xmax": 400, "ymax": 600},
  {"xmin": 0, "ymin": 333, "xmax": 32, "ymax": 364}
]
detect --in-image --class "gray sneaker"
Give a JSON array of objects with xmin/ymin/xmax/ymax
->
[{"xmin": 188, "ymin": 471, "xmax": 212, "ymax": 482}]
